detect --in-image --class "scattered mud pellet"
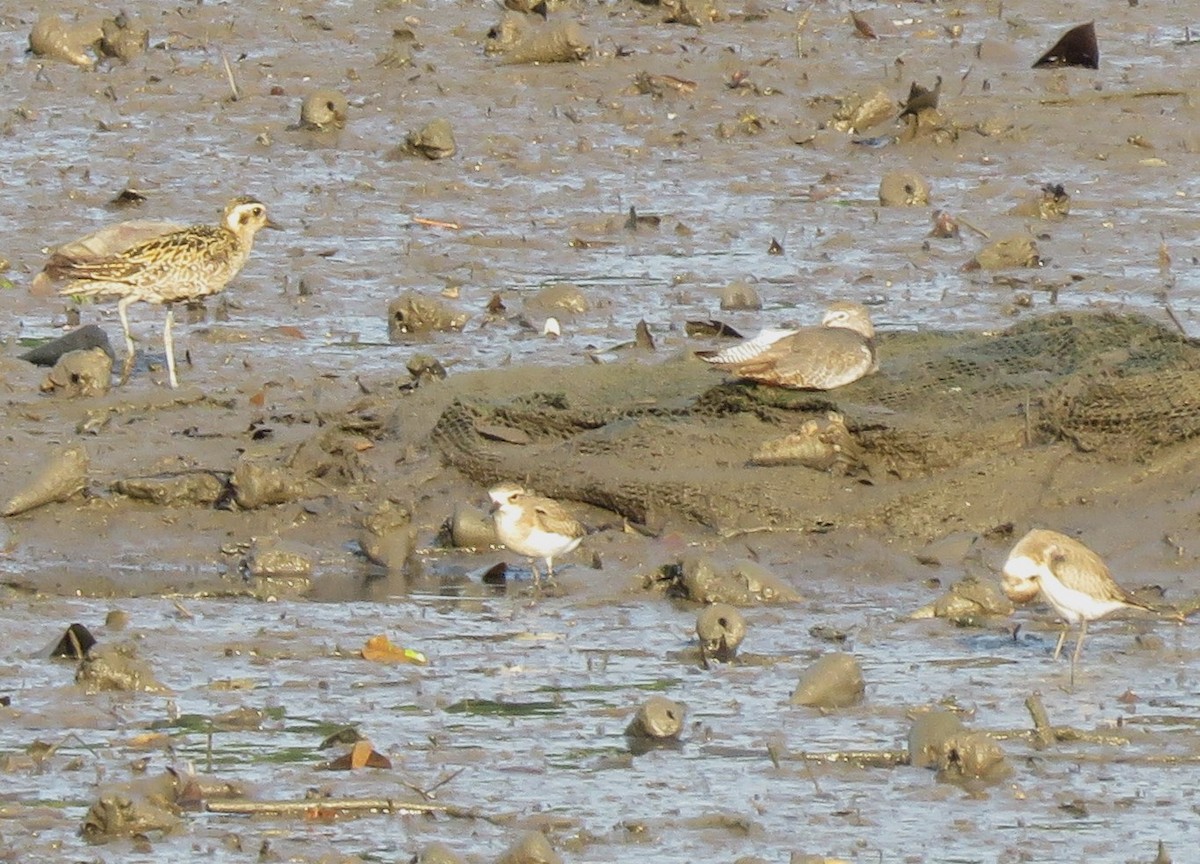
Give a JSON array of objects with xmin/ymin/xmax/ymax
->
[
  {"xmin": 76, "ymin": 643, "xmax": 169, "ymax": 694},
  {"xmin": 388, "ymin": 293, "xmax": 469, "ymax": 339},
  {"xmin": 360, "ymin": 501, "xmax": 416, "ymax": 571},
  {"xmin": 20, "ymin": 324, "xmax": 114, "ymax": 367},
  {"xmin": 968, "ymin": 235, "xmax": 1040, "ymax": 270},
  {"xmin": 907, "ymin": 708, "xmax": 966, "ymax": 768},
  {"xmin": 231, "ymin": 458, "xmax": 306, "ymax": 509},
  {"xmin": 675, "ymin": 555, "xmax": 802, "ymax": 605},
  {"xmin": 40, "ymin": 347, "xmax": 112, "ymax": 397},
  {"xmin": 919, "ymin": 576, "xmax": 1015, "ymax": 623},
  {"xmin": 936, "ymin": 730, "xmax": 1011, "ymax": 783},
  {"xmin": 299, "ymin": 89, "xmax": 348, "ymax": 131},
  {"xmin": 661, "ymin": 0, "xmax": 727, "ymax": 26},
  {"xmin": 404, "ymin": 117, "xmax": 456, "ymax": 160},
  {"xmin": 719, "ymin": 281, "xmax": 761, "ymax": 311},
  {"xmin": 445, "ymin": 502, "xmax": 498, "ymax": 549},
  {"xmin": 497, "ymin": 21, "xmax": 590, "ymax": 65},
  {"xmin": 830, "ymin": 88, "xmax": 893, "ymax": 134},
  {"xmin": 2, "ymin": 443, "xmax": 88, "ymax": 517},
  {"xmin": 750, "ymin": 412, "xmax": 863, "ymax": 473},
  {"xmin": 525, "ymin": 282, "xmax": 590, "ymax": 316},
  {"xmin": 82, "ymin": 791, "xmax": 182, "ymax": 841},
  {"xmin": 915, "ymin": 532, "xmax": 978, "ymax": 567},
  {"xmin": 246, "ymin": 539, "xmax": 315, "ymax": 580},
  {"xmin": 790, "ymin": 652, "xmax": 864, "ymax": 709},
  {"xmin": 696, "ymin": 603, "xmax": 746, "ymax": 660},
  {"xmin": 415, "ymin": 841, "xmax": 466, "ymax": 864},
  {"xmin": 407, "ymin": 353, "xmax": 447, "ymax": 384},
  {"xmin": 113, "ymin": 472, "xmax": 226, "ymax": 507},
  {"xmin": 878, "ymin": 170, "xmax": 930, "ymax": 207},
  {"xmin": 495, "ymin": 831, "xmax": 564, "ymax": 864},
  {"xmin": 29, "ymin": 14, "xmax": 101, "ymax": 68},
  {"xmin": 625, "ymin": 695, "xmax": 685, "ymax": 745},
  {"xmin": 1010, "ymin": 183, "xmax": 1070, "ymax": 220},
  {"xmin": 485, "ymin": 12, "xmax": 526, "ymax": 54},
  {"xmin": 99, "ymin": 12, "xmax": 148, "ymax": 61}
]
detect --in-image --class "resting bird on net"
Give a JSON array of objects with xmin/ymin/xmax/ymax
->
[{"xmin": 696, "ymin": 301, "xmax": 877, "ymax": 390}]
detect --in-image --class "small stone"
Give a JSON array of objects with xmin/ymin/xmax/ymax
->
[
  {"xmin": 878, "ymin": 170, "xmax": 930, "ymax": 207},
  {"xmin": 719, "ymin": 281, "xmax": 761, "ymax": 311},
  {"xmin": 790, "ymin": 652, "xmax": 865, "ymax": 709},
  {"xmin": 696, "ymin": 603, "xmax": 746, "ymax": 660},
  {"xmin": 625, "ymin": 695, "xmax": 686, "ymax": 742}
]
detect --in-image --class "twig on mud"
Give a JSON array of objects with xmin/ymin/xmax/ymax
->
[
  {"xmin": 1039, "ymin": 89, "xmax": 1186, "ymax": 106},
  {"xmin": 719, "ymin": 525, "xmax": 810, "ymax": 540},
  {"xmin": 404, "ymin": 766, "xmax": 467, "ymax": 801},
  {"xmin": 1025, "ymin": 692, "xmax": 1055, "ymax": 749},
  {"xmin": 206, "ymin": 797, "xmax": 513, "ymax": 825},
  {"xmin": 411, "ymin": 216, "xmax": 461, "ymax": 230},
  {"xmin": 791, "ymin": 749, "xmax": 910, "ymax": 769},
  {"xmin": 956, "ymin": 215, "xmax": 990, "ymax": 240},
  {"xmin": 1163, "ymin": 304, "xmax": 1189, "ymax": 340},
  {"xmin": 794, "ymin": 2, "xmax": 815, "ymax": 57},
  {"xmin": 220, "ymin": 50, "xmax": 239, "ymax": 101}
]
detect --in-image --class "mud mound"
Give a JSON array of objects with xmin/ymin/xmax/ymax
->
[{"xmin": 432, "ymin": 312, "xmax": 1200, "ymax": 534}]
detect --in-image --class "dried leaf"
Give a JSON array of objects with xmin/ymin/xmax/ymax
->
[
  {"xmin": 850, "ymin": 11, "xmax": 876, "ymax": 39},
  {"xmin": 361, "ymin": 634, "xmax": 429, "ymax": 665}
]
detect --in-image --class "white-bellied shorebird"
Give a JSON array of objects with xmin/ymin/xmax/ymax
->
[
  {"xmin": 1002, "ymin": 528, "xmax": 1156, "ymax": 687},
  {"xmin": 488, "ymin": 483, "xmax": 585, "ymax": 586}
]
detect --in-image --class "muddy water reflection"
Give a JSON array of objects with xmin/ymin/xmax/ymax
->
[{"xmin": 1, "ymin": 582, "xmax": 1195, "ymax": 862}]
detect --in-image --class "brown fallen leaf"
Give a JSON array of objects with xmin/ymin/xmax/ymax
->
[
  {"xmin": 361, "ymin": 634, "xmax": 429, "ymax": 665},
  {"xmin": 851, "ymin": 10, "xmax": 877, "ymax": 39},
  {"xmin": 325, "ymin": 739, "xmax": 393, "ymax": 771}
]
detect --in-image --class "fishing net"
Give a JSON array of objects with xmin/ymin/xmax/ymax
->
[{"xmin": 431, "ymin": 311, "xmax": 1200, "ymax": 534}]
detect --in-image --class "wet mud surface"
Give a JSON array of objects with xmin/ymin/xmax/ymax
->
[{"xmin": 2, "ymin": 1, "xmax": 1200, "ymax": 862}]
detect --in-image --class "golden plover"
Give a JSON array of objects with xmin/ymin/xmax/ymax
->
[
  {"xmin": 47, "ymin": 196, "xmax": 277, "ymax": 389},
  {"xmin": 1002, "ymin": 528, "xmax": 1155, "ymax": 688},
  {"xmin": 488, "ymin": 483, "xmax": 585, "ymax": 586},
  {"xmin": 697, "ymin": 301, "xmax": 878, "ymax": 390}
]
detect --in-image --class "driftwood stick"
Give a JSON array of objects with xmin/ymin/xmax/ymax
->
[
  {"xmin": 791, "ymin": 749, "xmax": 910, "ymax": 769},
  {"xmin": 1025, "ymin": 692, "xmax": 1055, "ymax": 749},
  {"xmin": 206, "ymin": 797, "xmax": 513, "ymax": 825}
]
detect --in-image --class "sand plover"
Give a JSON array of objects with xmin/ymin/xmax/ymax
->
[
  {"xmin": 1002, "ymin": 528, "xmax": 1155, "ymax": 687},
  {"xmin": 488, "ymin": 483, "xmax": 585, "ymax": 586},
  {"xmin": 47, "ymin": 196, "xmax": 277, "ymax": 389},
  {"xmin": 696, "ymin": 301, "xmax": 877, "ymax": 390}
]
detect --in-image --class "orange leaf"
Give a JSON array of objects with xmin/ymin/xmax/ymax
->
[
  {"xmin": 361, "ymin": 634, "xmax": 428, "ymax": 665},
  {"xmin": 350, "ymin": 739, "xmax": 373, "ymax": 770}
]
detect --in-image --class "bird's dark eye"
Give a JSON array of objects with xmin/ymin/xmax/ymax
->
[{"xmin": 326, "ymin": 101, "xmax": 336, "ymax": 111}]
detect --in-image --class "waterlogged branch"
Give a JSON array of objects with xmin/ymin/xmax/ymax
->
[{"xmin": 206, "ymin": 797, "xmax": 514, "ymax": 826}]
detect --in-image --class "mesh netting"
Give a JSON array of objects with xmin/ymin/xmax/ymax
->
[{"xmin": 431, "ymin": 312, "xmax": 1200, "ymax": 533}]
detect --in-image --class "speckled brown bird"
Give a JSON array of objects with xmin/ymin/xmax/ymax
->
[
  {"xmin": 47, "ymin": 196, "xmax": 276, "ymax": 388},
  {"xmin": 1002, "ymin": 528, "xmax": 1156, "ymax": 687},
  {"xmin": 488, "ymin": 483, "xmax": 585, "ymax": 586},
  {"xmin": 697, "ymin": 301, "xmax": 877, "ymax": 390}
]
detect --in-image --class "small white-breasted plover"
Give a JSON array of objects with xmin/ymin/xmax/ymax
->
[
  {"xmin": 1002, "ymin": 528, "xmax": 1155, "ymax": 687},
  {"xmin": 488, "ymin": 483, "xmax": 585, "ymax": 586}
]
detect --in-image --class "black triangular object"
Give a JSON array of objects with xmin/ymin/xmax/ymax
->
[{"xmin": 1033, "ymin": 22, "xmax": 1099, "ymax": 69}]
